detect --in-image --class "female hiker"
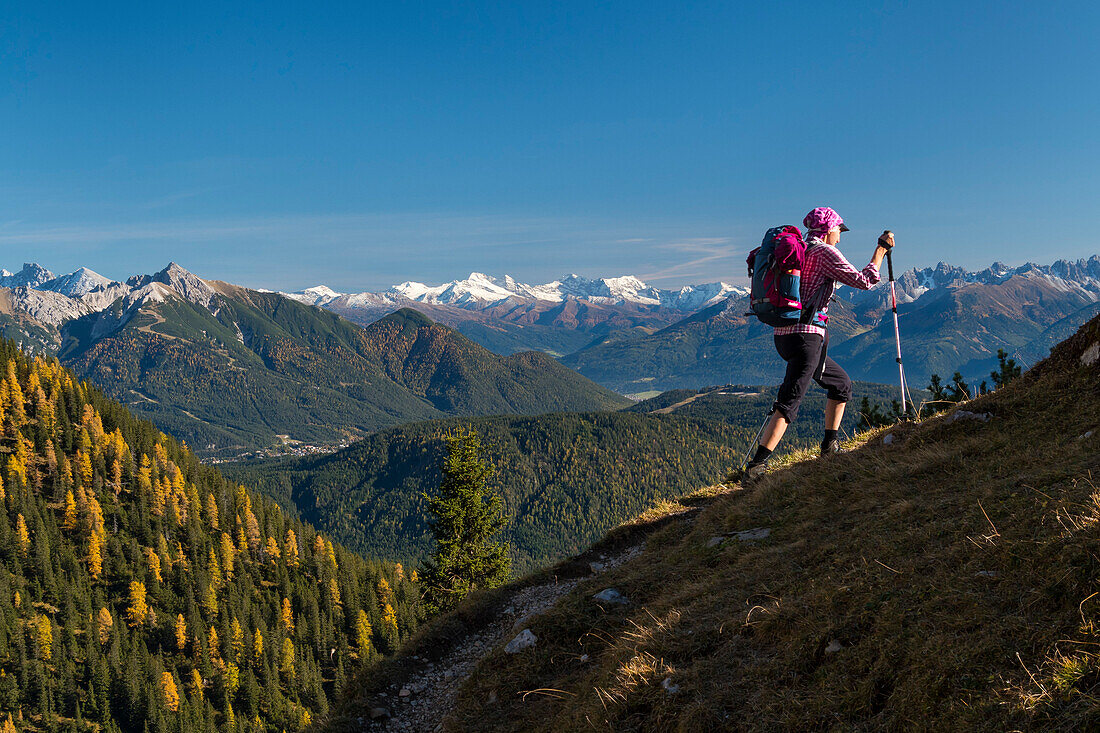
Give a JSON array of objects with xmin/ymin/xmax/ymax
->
[{"xmin": 742, "ymin": 206, "xmax": 895, "ymax": 479}]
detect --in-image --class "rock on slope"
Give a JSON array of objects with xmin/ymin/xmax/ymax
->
[{"xmin": 331, "ymin": 311, "xmax": 1100, "ymax": 731}]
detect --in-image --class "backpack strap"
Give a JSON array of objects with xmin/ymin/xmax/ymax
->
[{"xmin": 798, "ymin": 243, "xmax": 831, "ymax": 326}]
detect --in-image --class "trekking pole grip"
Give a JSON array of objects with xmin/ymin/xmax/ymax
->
[{"xmin": 886, "ymin": 249, "xmax": 895, "ymax": 282}]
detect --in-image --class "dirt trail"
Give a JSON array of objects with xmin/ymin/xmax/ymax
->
[{"xmin": 372, "ymin": 546, "xmax": 642, "ymax": 733}]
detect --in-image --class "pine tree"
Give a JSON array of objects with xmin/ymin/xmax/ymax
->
[
  {"xmin": 420, "ymin": 429, "xmax": 511, "ymax": 615},
  {"xmin": 279, "ymin": 639, "xmax": 295, "ymax": 682},
  {"xmin": 990, "ymin": 348, "xmax": 1023, "ymax": 388}
]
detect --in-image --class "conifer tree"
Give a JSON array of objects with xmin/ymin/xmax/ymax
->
[
  {"xmin": 175, "ymin": 615, "xmax": 188, "ymax": 652},
  {"xmin": 34, "ymin": 615, "xmax": 52, "ymax": 660},
  {"xmin": 420, "ymin": 428, "xmax": 511, "ymax": 615},
  {"xmin": 97, "ymin": 608, "xmax": 114, "ymax": 645},
  {"xmin": 355, "ymin": 610, "xmax": 373, "ymax": 658},
  {"xmin": 160, "ymin": 672, "xmax": 180, "ymax": 712},
  {"xmin": 126, "ymin": 582, "xmax": 148, "ymax": 627}
]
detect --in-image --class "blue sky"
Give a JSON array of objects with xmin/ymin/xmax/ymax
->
[{"xmin": 1, "ymin": 1, "xmax": 1097, "ymax": 291}]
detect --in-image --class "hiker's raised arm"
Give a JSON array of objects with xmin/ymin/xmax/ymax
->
[
  {"xmin": 821, "ymin": 244, "xmax": 881, "ymax": 291},
  {"xmin": 871, "ymin": 230, "xmax": 894, "ymax": 269}
]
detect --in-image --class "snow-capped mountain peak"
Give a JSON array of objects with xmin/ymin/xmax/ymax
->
[
  {"xmin": 128, "ymin": 263, "xmax": 216, "ymax": 308},
  {"xmin": 40, "ymin": 267, "xmax": 118, "ymax": 298},
  {"xmin": 0, "ymin": 263, "xmax": 56, "ymax": 290}
]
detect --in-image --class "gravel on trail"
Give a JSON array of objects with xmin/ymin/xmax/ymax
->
[{"xmin": 369, "ymin": 546, "xmax": 642, "ymax": 733}]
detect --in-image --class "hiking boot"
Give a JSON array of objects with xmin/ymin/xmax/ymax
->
[
  {"xmin": 820, "ymin": 439, "xmax": 849, "ymax": 457},
  {"xmin": 740, "ymin": 459, "xmax": 770, "ymax": 482}
]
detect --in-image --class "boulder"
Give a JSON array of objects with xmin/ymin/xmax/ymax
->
[
  {"xmin": 505, "ymin": 629, "xmax": 538, "ymax": 654},
  {"xmin": 593, "ymin": 588, "xmax": 630, "ymax": 605}
]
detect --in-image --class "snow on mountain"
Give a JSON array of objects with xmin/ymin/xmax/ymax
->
[
  {"xmin": 39, "ymin": 267, "xmax": 118, "ymax": 298},
  {"xmin": 0, "ymin": 263, "xmax": 55, "ymax": 290},
  {"xmin": 287, "ymin": 273, "xmax": 747, "ymax": 312},
  {"xmin": 5, "ymin": 287, "xmax": 93, "ymax": 326},
  {"xmin": 284, "ymin": 285, "xmax": 343, "ymax": 306},
  {"xmin": 839, "ymin": 255, "xmax": 1100, "ymax": 311},
  {"xmin": 127, "ymin": 262, "xmax": 216, "ymax": 308}
]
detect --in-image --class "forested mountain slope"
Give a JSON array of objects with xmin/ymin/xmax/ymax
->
[
  {"xmin": 224, "ymin": 412, "xmax": 754, "ymax": 574},
  {"xmin": 424, "ymin": 311, "xmax": 1100, "ymax": 731},
  {"xmin": 0, "ymin": 341, "xmax": 419, "ymax": 732}
]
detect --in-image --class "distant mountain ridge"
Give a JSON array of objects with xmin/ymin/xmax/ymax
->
[
  {"xmin": 0, "ymin": 262, "xmax": 628, "ymax": 454},
  {"xmin": 0, "ymin": 253, "xmax": 1096, "ymax": 407},
  {"xmin": 561, "ymin": 254, "xmax": 1100, "ymax": 391},
  {"xmin": 285, "ymin": 271, "xmax": 746, "ymax": 310}
]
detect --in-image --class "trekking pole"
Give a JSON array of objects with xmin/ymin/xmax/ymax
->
[
  {"xmin": 883, "ymin": 234, "xmax": 909, "ymax": 416},
  {"xmin": 741, "ymin": 411, "xmax": 773, "ymax": 470}
]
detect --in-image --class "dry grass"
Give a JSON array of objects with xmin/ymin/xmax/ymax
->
[{"xmin": 440, "ymin": 315, "xmax": 1100, "ymax": 731}]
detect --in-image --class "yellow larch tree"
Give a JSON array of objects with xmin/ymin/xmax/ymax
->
[
  {"xmin": 175, "ymin": 614, "xmax": 188, "ymax": 652},
  {"xmin": 355, "ymin": 610, "xmax": 373, "ymax": 658},
  {"xmin": 382, "ymin": 603, "xmax": 399, "ymax": 638},
  {"xmin": 280, "ymin": 598, "xmax": 294, "ymax": 634},
  {"xmin": 208, "ymin": 626, "xmax": 222, "ymax": 665},
  {"xmin": 62, "ymin": 490, "xmax": 78, "ymax": 531},
  {"xmin": 205, "ymin": 492, "xmax": 219, "ymax": 529},
  {"xmin": 189, "ymin": 669, "xmax": 204, "ymax": 700},
  {"xmin": 264, "ymin": 536, "xmax": 281, "ymax": 564},
  {"xmin": 202, "ymin": 583, "xmax": 219, "ymax": 618},
  {"xmin": 146, "ymin": 547, "xmax": 163, "ymax": 583},
  {"xmin": 284, "ymin": 529, "xmax": 299, "ymax": 568},
  {"xmin": 87, "ymin": 530, "xmax": 104, "ymax": 580},
  {"xmin": 160, "ymin": 672, "xmax": 180, "ymax": 712},
  {"xmin": 230, "ymin": 618, "xmax": 244, "ymax": 663},
  {"xmin": 34, "ymin": 615, "xmax": 52, "ymax": 660},
  {"xmin": 219, "ymin": 532, "xmax": 235, "ymax": 578},
  {"xmin": 14, "ymin": 514, "xmax": 29, "ymax": 558},
  {"xmin": 97, "ymin": 607, "xmax": 114, "ymax": 644},
  {"xmin": 252, "ymin": 628, "xmax": 264, "ymax": 665},
  {"xmin": 126, "ymin": 581, "xmax": 148, "ymax": 627},
  {"xmin": 279, "ymin": 638, "xmax": 295, "ymax": 681}
]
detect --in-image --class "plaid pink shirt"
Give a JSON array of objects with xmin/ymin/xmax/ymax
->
[{"xmin": 774, "ymin": 237, "xmax": 881, "ymax": 337}]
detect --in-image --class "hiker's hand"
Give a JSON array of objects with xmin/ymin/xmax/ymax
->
[{"xmin": 877, "ymin": 230, "xmax": 895, "ymax": 250}]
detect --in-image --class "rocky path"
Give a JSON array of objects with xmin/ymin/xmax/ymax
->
[{"xmin": 372, "ymin": 546, "xmax": 642, "ymax": 733}]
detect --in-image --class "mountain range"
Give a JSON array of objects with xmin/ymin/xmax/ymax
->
[
  {"xmin": 281, "ymin": 256, "xmax": 1100, "ymax": 391},
  {"xmin": 559, "ymin": 256, "xmax": 1100, "ymax": 391},
  {"xmin": 0, "ymin": 254, "xmax": 1097, "ymax": 443},
  {"xmin": 0, "ymin": 263, "xmax": 626, "ymax": 455}
]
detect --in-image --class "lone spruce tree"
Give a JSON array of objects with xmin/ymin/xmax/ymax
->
[{"xmin": 421, "ymin": 428, "xmax": 511, "ymax": 616}]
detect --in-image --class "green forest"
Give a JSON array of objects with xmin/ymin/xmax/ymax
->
[
  {"xmin": 225, "ymin": 412, "xmax": 756, "ymax": 573},
  {"xmin": 0, "ymin": 341, "xmax": 419, "ymax": 732}
]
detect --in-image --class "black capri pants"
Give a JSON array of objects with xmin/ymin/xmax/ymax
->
[{"xmin": 772, "ymin": 332, "xmax": 852, "ymax": 423}]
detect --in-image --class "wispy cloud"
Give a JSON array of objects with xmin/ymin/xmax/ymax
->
[
  {"xmin": 638, "ymin": 237, "xmax": 743, "ymax": 283},
  {"xmin": 0, "ymin": 211, "xmax": 754, "ymax": 290}
]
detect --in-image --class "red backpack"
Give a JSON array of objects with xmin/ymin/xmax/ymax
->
[{"xmin": 745, "ymin": 226, "xmax": 825, "ymax": 327}]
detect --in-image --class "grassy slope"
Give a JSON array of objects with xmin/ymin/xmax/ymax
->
[{"xmin": 430, "ymin": 314, "xmax": 1100, "ymax": 730}]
